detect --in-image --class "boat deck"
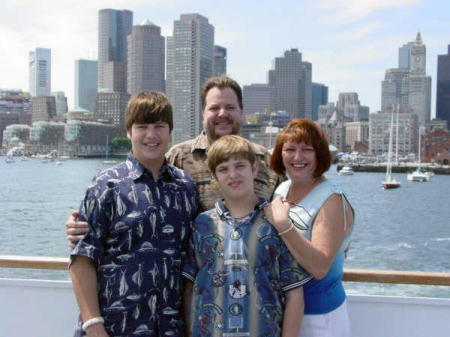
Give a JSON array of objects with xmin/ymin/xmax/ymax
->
[{"xmin": 1, "ymin": 256, "xmax": 450, "ymax": 337}]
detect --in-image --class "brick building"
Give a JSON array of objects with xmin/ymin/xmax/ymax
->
[{"xmin": 423, "ymin": 129, "xmax": 450, "ymax": 164}]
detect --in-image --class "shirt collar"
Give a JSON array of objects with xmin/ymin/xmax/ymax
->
[
  {"xmin": 126, "ymin": 153, "xmax": 175, "ymax": 181},
  {"xmin": 190, "ymin": 130, "xmax": 211, "ymax": 153},
  {"xmin": 215, "ymin": 198, "xmax": 268, "ymax": 221},
  {"xmin": 190, "ymin": 131, "xmax": 266, "ymax": 157}
]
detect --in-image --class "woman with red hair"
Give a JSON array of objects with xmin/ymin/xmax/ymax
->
[{"xmin": 265, "ymin": 119, "xmax": 354, "ymax": 337}]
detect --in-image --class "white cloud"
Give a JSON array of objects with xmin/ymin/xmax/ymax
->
[
  {"xmin": 0, "ymin": 0, "xmax": 444, "ymax": 117},
  {"xmin": 318, "ymin": 0, "xmax": 420, "ymax": 25},
  {"xmin": 0, "ymin": 0, "xmax": 186, "ymax": 106},
  {"xmin": 337, "ymin": 21, "xmax": 388, "ymax": 40}
]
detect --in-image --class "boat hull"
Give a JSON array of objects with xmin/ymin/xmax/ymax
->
[
  {"xmin": 339, "ymin": 166, "xmax": 354, "ymax": 175},
  {"xmin": 382, "ymin": 182, "xmax": 401, "ymax": 189},
  {"xmin": 407, "ymin": 172, "xmax": 430, "ymax": 182}
]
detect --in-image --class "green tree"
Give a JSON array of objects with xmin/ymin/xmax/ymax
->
[{"xmin": 110, "ymin": 137, "xmax": 131, "ymax": 152}]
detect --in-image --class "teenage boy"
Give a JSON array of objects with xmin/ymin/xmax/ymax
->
[
  {"xmin": 182, "ymin": 135, "xmax": 310, "ymax": 337},
  {"xmin": 70, "ymin": 92, "xmax": 198, "ymax": 337}
]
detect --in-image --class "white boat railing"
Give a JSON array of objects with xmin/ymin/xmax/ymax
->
[{"xmin": 1, "ymin": 255, "xmax": 450, "ymax": 337}]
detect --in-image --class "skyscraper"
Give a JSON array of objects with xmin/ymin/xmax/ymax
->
[
  {"xmin": 166, "ymin": 14, "xmax": 214, "ymax": 144},
  {"xmin": 268, "ymin": 49, "xmax": 312, "ymax": 119},
  {"xmin": 74, "ymin": 59, "xmax": 98, "ymax": 112},
  {"xmin": 381, "ymin": 68, "xmax": 409, "ymax": 111},
  {"xmin": 127, "ymin": 20, "xmax": 165, "ymax": 95},
  {"xmin": 29, "ymin": 48, "xmax": 51, "ymax": 97},
  {"xmin": 243, "ymin": 84, "xmax": 276, "ymax": 115},
  {"xmin": 213, "ymin": 45, "xmax": 227, "ymax": 76},
  {"xmin": 398, "ymin": 41, "xmax": 414, "ymax": 69},
  {"xmin": 436, "ymin": 45, "xmax": 450, "ymax": 129},
  {"xmin": 380, "ymin": 33, "xmax": 431, "ymax": 127},
  {"xmin": 98, "ymin": 9, "xmax": 133, "ymax": 92},
  {"xmin": 311, "ymin": 83, "xmax": 328, "ymax": 120},
  {"xmin": 407, "ymin": 33, "xmax": 431, "ymax": 127}
]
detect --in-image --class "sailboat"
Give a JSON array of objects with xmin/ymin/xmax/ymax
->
[
  {"xmin": 382, "ymin": 113, "xmax": 401, "ymax": 189},
  {"xmin": 103, "ymin": 135, "xmax": 117, "ymax": 164},
  {"xmin": 5, "ymin": 148, "xmax": 15, "ymax": 163},
  {"xmin": 407, "ymin": 127, "xmax": 431, "ymax": 182}
]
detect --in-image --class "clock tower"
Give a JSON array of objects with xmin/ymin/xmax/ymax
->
[{"xmin": 410, "ymin": 32, "xmax": 426, "ymax": 75}]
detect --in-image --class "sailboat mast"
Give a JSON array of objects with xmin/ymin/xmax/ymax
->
[
  {"xmin": 386, "ymin": 113, "xmax": 394, "ymax": 180},
  {"xmin": 418, "ymin": 127, "xmax": 422, "ymax": 170},
  {"xmin": 105, "ymin": 135, "xmax": 109, "ymax": 160},
  {"xmin": 395, "ymin": 105, "xmax": 399, "ymax": 165}
]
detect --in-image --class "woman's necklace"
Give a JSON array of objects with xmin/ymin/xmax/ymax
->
[{"xmin": 285, "ymin": 177, "xmax": 322, "ymax": 205}]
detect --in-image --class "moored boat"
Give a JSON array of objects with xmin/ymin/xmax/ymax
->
[
  {"xmin": 382, "ymin": 113, "xmax": 401, "ymax": 189},
  {"xmin": 407, "ymin": 169, "xmax": 430, "ymax": 182},
  {"xmin": 407, "ymin": 127, "xmax": 431, "ymax": 183},
  {"xmin": 339, "ymin": 165, "xmax": 354, "ymax": 175},
  {"xmin": 382, "ymin": 179, "xmax": 401, "ymax": 189},
  {"xmin": 5, "ymin": 155, "xmax": 15, "ymax": 163}
]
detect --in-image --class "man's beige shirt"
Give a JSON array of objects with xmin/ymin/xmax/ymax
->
[{"xmin": 166, "ymin": 131, "xmax": 281, "ymax": 212}]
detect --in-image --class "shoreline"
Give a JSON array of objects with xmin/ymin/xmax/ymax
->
[{"xmin": 336, "ymin": 163, "xmax": 450, "ymax": 174}]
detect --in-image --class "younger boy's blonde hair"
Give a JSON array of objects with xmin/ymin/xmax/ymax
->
[{"xmin": 207, "ymin": 135, "xmax": 256, "ymax": 173}]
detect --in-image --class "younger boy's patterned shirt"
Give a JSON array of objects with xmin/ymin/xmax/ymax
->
[
  {"xmin": 71, "ymin": 154, "xmax": 198, "ymax": 337},
  {"xmin": 182, "ymin": 199, "xmax": 311, "ymax": 337}
]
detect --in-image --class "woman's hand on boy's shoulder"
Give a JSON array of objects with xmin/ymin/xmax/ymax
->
[{"xmin": 264, "ymin": 196, "xmax": 291, "ymax": 232}]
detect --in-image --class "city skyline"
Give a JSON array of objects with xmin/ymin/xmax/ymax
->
[{"xmin": 1, "ymin": 0, "xmax": 449, "ymax": 117}]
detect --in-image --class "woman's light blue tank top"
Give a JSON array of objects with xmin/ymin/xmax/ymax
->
[{"xmin": 274, "ymin": 179, "xmax": 352, "ymax": 315}]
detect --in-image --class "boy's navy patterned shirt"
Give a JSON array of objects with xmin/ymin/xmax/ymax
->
[{"xmin": 71, "ymin": 153, "xmax": 198, "ymax": 336}]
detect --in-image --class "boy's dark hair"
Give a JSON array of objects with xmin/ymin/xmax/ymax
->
[
  {"xmin": 207, "ymin": 135, "xmax": 256, "ymax": 173},
  {"xmin": 201, "ymin": 76, "xmax": 243, "ymax": 110},
  {"xmin": 125, "ymin": 91, "xmax": 173, "ymax": 132}
]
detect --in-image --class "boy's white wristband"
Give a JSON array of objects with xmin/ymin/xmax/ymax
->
[{"xmin": 82, "ymin": 316, "xmax": 105, "ymax": 330}]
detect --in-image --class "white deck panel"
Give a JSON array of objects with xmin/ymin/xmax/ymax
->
[{"xmin": 1, "ymin": 278, "xmax": 449, "ymax": 337}]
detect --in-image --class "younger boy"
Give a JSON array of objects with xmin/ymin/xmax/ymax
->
[
  {"xmin": 70, "ymin": 92, "xmax": 198, "ymax": 337},
  {"xmin": 182, "ymin": 135, "xmax": 311, "ymax": 337}
]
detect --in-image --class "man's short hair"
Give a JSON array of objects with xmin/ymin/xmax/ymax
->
[
  {"xmin": 207, "ymin": 135, "xmax": 256, "ymax": 173},
  {"xmin": 125, "ymin": 91, "xmax": 173, "ymax": 132},
  {"xmin": 201, "ymin": 76, "xmax": 243, "ymax": 110}
]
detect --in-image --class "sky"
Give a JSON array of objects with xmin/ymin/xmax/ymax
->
[{"xmin": 1, "ymin": 0, "xmax": 449, "ymax": 117}]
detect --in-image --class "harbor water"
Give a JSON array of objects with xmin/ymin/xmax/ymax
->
[{"xmin": 1, "ymin": 157, "xmax": 449, "ymax": 298}]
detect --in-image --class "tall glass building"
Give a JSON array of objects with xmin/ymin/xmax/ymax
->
[
  {"xmin": 29, "ymin": 48, "xmax": 51, "ymax": 97},
  {"xmin": 436, "ymin": 45, "xmax": 450, "ymax": 129},
  {"xmin": 127, "ymin": 20, "xmax": 165, "ymax": 95},
  {"xmin": 74, "ymin": 59, "xmax": 98, "ymax": 112},
  {"xmin": 166, "ymin": 14, "xmax": 214, "ymax": 145},
  {"xmin": 311, "ymin": 83, "xmax": 328, "ymax": 121},
  {"xmin": 98, "ymin": 9, "xmax": 133, "ymax": 92},
  {"xmin": 268, "ymin": 49, "xmax": 312, "ymax": 119}
]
